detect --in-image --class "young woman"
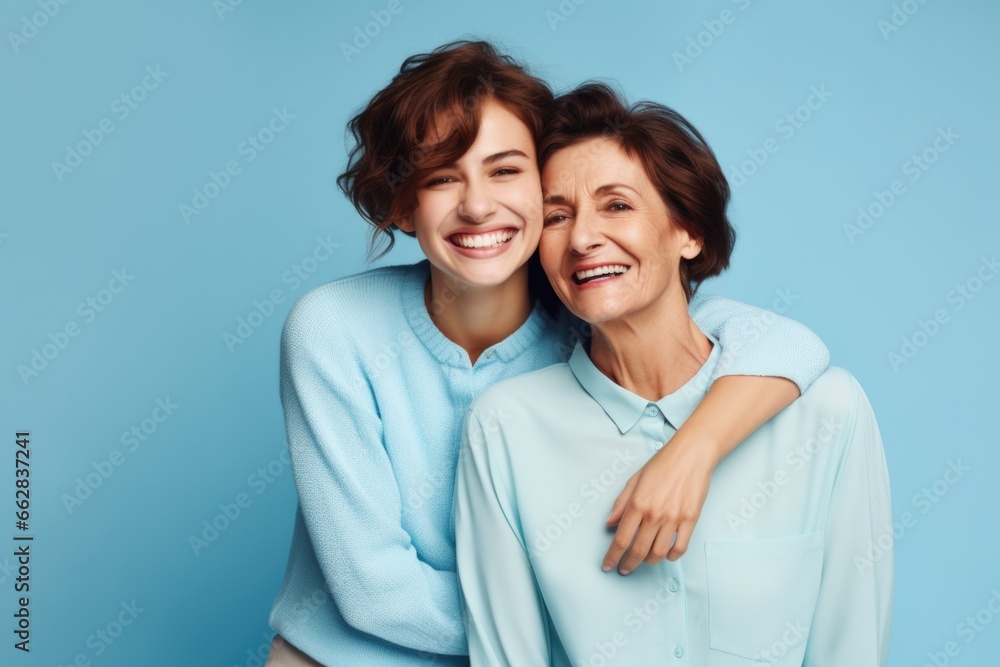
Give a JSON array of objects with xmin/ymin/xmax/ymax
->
[
  {"xmin": 454, "ymin": 83, "xmax": 891, "ymax": 666},
  {"xmin": 264, "ymin": 41, "xmax": 831, "ymax": 666}
]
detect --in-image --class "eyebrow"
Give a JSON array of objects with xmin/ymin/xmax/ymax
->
[
  {"xmin": 594, "ymin": 183, "xmax": 640, "ymax": 196},
  {"xmin": 440, "ymin": 149, "xmax": 530, "ymax": 171},
  {"xmin": 482, "ymin": 149, "xmax": 530, "ymax": 165},
  {"xmin": 543, "ymin": 183, "xmax": 640, "ymax": 205}
]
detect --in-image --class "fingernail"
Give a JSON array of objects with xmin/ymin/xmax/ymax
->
[
  {"xmin": 602, "ymin": 564, "xmax": 612, "ymax": 572},
  {"xmin": 619, "ymin": 568, "xmax": 631, "ymax": 576}
]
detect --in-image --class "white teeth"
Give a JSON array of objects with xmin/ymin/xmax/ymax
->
[
  {"xmin": 452, "ymin": 229, "xmax": 516, "ymax": 248},
  {"xmin": 574, "ymin": 264, "xmax": 629, "ymax": 281}
]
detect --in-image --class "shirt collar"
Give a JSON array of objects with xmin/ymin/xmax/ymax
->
[
  {"xmin": 402, "ymin": 260, "xmax": 552, "ymax": 368},
  {"xmin": 567, "ymin": 333, "xmax": 722, "ymax": 434}
]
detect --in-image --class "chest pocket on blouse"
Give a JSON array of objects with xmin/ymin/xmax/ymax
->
[{"xmin": 705, "ymin": 530, "xmax": 824, "ymax": 664}]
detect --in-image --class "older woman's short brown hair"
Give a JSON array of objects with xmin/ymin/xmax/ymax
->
[
  {"xmin": 337, "ymin": 40, "xmax": 553, "ymax": 259},
  {"xmin": 539, "ymin": 82, "xmax": 735, "ymax": 299}
]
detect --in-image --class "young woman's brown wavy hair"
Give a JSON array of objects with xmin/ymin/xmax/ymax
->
[{"xmin": 337, "ymin": 40, "xmax": 553, "ymax": 261}]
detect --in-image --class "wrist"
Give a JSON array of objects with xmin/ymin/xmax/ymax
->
[{"xmin": 665, "ymin": 430, "xmax": 726, "ymax": 467}]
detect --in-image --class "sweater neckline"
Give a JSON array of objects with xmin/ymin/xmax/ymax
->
[{"xmin": 402, "ymin": 260, "xmax": 551, "ymax": 369}]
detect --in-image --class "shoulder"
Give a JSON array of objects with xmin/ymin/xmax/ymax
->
[
  {"xmin": 282, "ymin": 262, "xmax": 422, "ymax": 343},
  {"xmin": 797, "ymin": 367, "xmax": 866, "ymax": 413},
  {"xmin": 279, "ymin": 263, "xmax": 426, "ymax": 377},
  {"xmin": 791, "ymin": 366, "xmax": 877, "ymax": 445}
]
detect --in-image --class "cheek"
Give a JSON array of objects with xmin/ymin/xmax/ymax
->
[
  {"xmin": 412, "ymin": 191, "xmax": 453, "ymax": 228},
  {"xmin": 624, "ymin": 221, "xmax": 674, "ymax": 270},
  {"xmin": 538, "ymin": 230, "xmax": 566, "ymax": 272},
  {"xmin": 510, "ymin": 181, "xmax": 543, "ymax": 224}
]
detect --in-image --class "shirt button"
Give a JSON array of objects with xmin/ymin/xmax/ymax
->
[
  {"xmin": 484, "ymin": 350, "xmax": 494, "ymax": 359},
  {"xmin": 645, "ymin": 405, "xmax": 658, "ymax": 416},
  {"xmin": 667, "ymin": 579, "xmax": 679, "ymax": 592},
  {"xmin": 674, "ymin": 647, "xmax": 684, "ymax": 658},
  {"xmin": 653, "ymin": 442, "xmax": 663, "ymax": 451}
]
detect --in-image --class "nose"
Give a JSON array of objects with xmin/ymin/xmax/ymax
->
[
  {"xmin": 457, "ymin": 178, "xmax": 497, "ymax": 223},
  {"xmin": 567, "ymin": 207, "xmax": 605, "ymax": 255}
]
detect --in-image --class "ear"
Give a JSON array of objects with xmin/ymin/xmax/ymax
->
[
  {"xmin": 394, "ymin": 216, "xmax": 415, "ymax": 234},
  {"xmin": 679, "ymin": 234, "xmax": 702, "ymax": 260}
]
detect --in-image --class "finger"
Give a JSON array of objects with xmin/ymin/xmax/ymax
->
[
  {"xmin": 617, "ymin": 520, "xmax": 657, "ymax": 575},
  {"xmin": 666, "ymin": 521, "xmax": 694, "ymax": 562},
  {"xmin": 607, "ymin": 473, "xmax": 639, "ymax": 526},
  {"xmin": 644, "ymin": 523, "xmax": 678, "ymax": 566},
  {"xmin": 603, "ymin": 510, "xmax": 641, "ymax": 572}
]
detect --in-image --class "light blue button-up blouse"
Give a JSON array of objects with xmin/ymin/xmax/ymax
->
[{"xmin": 454, "ymin": 336, "xmax": 892, "ymax": 666}]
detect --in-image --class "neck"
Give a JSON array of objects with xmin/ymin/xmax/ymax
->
[
  {"xmin": 425, "ymin": 263, "xmax": 533, "ymax": 365},
  {"xmin": 589, "ymin": 283, "xmax": 713, "ymax": 401}
]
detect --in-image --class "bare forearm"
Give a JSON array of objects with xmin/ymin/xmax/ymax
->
[{"xmin": 677, "ymin": 375, "xmax": 799, "ymax": 463}]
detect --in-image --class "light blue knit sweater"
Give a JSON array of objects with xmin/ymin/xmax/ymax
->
[{"xmin": 267, "ymin": 259, "xmax": 829, "ymax": 666}]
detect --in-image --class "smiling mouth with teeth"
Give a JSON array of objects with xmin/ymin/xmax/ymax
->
[
  {"xmin": 573, "ymin": 264, "xmax": 630, "ymax": 284},
  {"xmin": 449, "ymin": 228, "xmax": 518, "ymax": 249}
]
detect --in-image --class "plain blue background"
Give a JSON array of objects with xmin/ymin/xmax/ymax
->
[{"xmin": 2, "ymin": 0, "xmax": 997, "ymax": 665}]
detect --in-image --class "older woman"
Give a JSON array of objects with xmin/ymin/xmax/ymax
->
[{"xmin": 454, "ymin": 83, "xmax": 893, "ymax": 666}]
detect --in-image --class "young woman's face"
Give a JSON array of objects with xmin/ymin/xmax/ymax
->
[
  {"xmin": 538, "ymin": 137, "xmax": 701, "ymax": 324},
  {"xmin": 397, "ymin": 100, "xmax": 543, "ymax": 288}
]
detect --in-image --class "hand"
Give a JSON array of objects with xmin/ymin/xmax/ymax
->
[{"xmin": 602, "ymin": 436, "xmax": 719, "ymax": 574}]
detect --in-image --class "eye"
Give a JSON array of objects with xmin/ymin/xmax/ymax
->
[
  {"xmin": 608, "ymin": 201, "xmax": 632, "ymax": 212},
  {"xmin": 543, "ymin": 212, "xmax": 570, "ymax": 226},
  {"xmin": 424, "ymin": 176, "xmax": 456, "ymax": 187},
  {"xmin": 492, "ymin": 167, "xmax": 522, "ymax": 177}
]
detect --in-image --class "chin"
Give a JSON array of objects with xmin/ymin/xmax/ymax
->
[
  {"xmin": 561, "ymin": 302, "xmax": 619, "ymax": 325},
  {"xmin": 563, "ymin": 292, "xmax": 636, "ymax": 325},
  {"xmin": 446, "ymin": 260, "xmax": 522, "ymax": 288}
]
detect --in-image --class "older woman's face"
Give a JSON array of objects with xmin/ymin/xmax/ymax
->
[{"xmin": 539, "ymin": 137, "xmax": 701, "ymax": 324}]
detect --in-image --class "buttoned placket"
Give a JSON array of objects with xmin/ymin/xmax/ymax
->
[{"xmin": 636, "ymin": 404, "xmax": 689, "ymax": 662}]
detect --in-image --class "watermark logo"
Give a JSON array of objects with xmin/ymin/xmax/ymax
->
[
  {"xmin": 844, "ymin": 126, "xmax": 959, "ymax": 243},
  {"xmin": 52, "ymin": 66, "xmax": 169, "ymax": 182},
  {"xmin": 672, "ymin": 0, "xmax": 752, "ymax": 73},
  {"xmin": 887, "ymin": 255, "xmax": 995, "ymax": 372},
  {"xmin": 7, "ymin": 0, "xmax": 74, "ymax": 54},
  {"xmin": 340, "ymin": 0, "xmax": 408, "ymax": 63}
]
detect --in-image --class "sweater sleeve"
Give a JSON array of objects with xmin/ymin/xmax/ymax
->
[
  {"xmin": 278, "ymin": 294, "xmax": 467, "ymax": 656},
  {"xmin": 687, "ymin": 292, "xmax": 830, "ymax": 393}
]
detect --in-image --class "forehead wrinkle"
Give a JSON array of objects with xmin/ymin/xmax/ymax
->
[{"xmin": 542, "ymin": 171, "xmax": 577, "ymax": 206}]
